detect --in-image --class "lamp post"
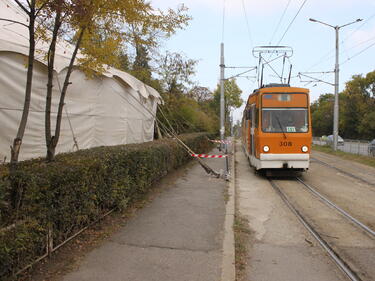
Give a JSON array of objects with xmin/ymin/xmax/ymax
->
[{"xmin": 309, "ymin": 18, "xmax": 362, "ymax": 151}]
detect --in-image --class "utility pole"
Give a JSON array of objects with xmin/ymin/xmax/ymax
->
[
  {"xmin": 333, "ymin": 26, "xmax": 339, "ymax": 151},
  {"xmin": 220, "ymin": 43, "xmax": 225, "ymax": 150},
  {"xmin": 309, "ymin": 18, "xmax": 362, "ymax": 151}
]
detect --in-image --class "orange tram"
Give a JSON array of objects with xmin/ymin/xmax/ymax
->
[{"xmin": 241, "ymin": 83, "xmax": 312, "ymax": 172}]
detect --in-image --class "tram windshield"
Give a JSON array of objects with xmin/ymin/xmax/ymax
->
[{"xmin": 262, "ymin": 108, "xmax": 308, "ymax": 133}]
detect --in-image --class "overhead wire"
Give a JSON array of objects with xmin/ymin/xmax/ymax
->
[
  {"xmin": 343, "ymin": 12, "xmax": 375, "ymax": 43},
  {"xmin": 277, "ymin": 0, "xmax": 308, "ymax": 45},
  {"xmin": 305, "ymin": 12, "xmax": 375, "ymax": 71},
  {"xmin": 341, "ymin": 40, "xmax": 375, "ymax": 65},
  {"xmin": 269, "ymin": 0, "xmax": 292, "ymax": 45},
  {"xmin": 111, "ymin": 87, "xmax": 221, "ymax": 178},
  {"xmin": 241, "ymin": 0, "xmax": 253, "ymax": 48}
]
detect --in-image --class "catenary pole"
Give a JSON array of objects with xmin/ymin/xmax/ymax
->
[
  {"xmin": 220, "ymin": 43, "xmax": 225, "ymax": 150},
  {"xmin": 333, "ymin": 26, "xmax": 339, "ymax": 151},
  {"xmin": 309, "ymin": 18, "xmax": 362, "ymax": 151}
]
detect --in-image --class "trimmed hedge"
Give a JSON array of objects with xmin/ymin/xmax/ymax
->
[{"xmin": 0, "ymin": 133, "xmax": 213, "ymax": 278}]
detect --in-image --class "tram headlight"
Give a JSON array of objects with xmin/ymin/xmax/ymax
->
[
  {"xmin": 302, "ymin": 146, "xmax": 309, "ymax": 153},
  {"xmin": 263, "ymin": 145, "xmax": 270, "ymax": 152}
]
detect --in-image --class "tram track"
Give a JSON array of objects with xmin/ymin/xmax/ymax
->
[
  {"xmin": 268, "ymin": 177, "xmax": 375, "ymax": 281},
  {"xmin": 295, "ymin": 177, "xmax": 375, "ymax": 238}
]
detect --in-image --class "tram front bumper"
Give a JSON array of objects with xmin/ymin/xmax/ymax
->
[{"xmin": 258, "ymin": 153, "xmax": 310, "ymax": 169}]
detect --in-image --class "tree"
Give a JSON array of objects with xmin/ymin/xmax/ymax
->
[
  {"xmin": 188, "ymin": 86, "xmax": 213, "ymax": 103},
  {"xmin": 40, "ymin": 0, "xmax": 191, "ymax": 161},
  {"xmin": 340, "ymin": 71, "xmax": 375, "ymax": 139},
  {"xmin": 211, "ymin": 79, "xmax": 243, "ymax": 135},
  {"xmin": 1, "ymin": 0, "xmax": 48, "ymax": 164},
  {"xmin": 310, "ymin": 70, "xmax": 375, "ymax": 139},
  {"xmin": 211, "ymin": 79, "xmax": 243, "ymax": 117},
  {"xmin": 156, "ymin": 51, "xmax": 197, "ymax": 94},
  {"xmin": 310, "ymin": 94, "xmax": 334, "ymax": 137},
  {"xmin": 122, "ymin": 5, "xmax": 191, "ymax": 84}
]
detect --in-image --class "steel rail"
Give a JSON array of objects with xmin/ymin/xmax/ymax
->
[
  {"xmin": 269, "ymin": 179, "xmax": 362, "ymax": 281},
  {"xmin": 311, "ymin": 157, "xmax": 374, "ymax": 187},
  {"xmin": 296, "ymin": 177, "xmax": 375, "ymax": 238}
]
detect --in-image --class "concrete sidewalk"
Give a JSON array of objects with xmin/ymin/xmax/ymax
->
[{"xmin": 62, "ymin": 150, "xmax": 230, "ymax": 281}]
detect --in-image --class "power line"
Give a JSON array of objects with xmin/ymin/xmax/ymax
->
[
  {"xmin": 343, "ymin": 12, "xmax": 375, "ymax": 43},
  {"xmin": 306, "ymin": 12, "xmax": 375, "ymax": 71},
  {"xmin": 269, "ymin": 0, "xmax": 292, "ymax": 44},
  {"xmin": 277, "ymin": 0, "xmax": 308, "ymax": 45},
  {"xmin": 241, "ymin": 0, "xmax": 253, "ymax": 47},
  {"xmin": 306, "ymin": 35, "xmax": 375, "ymax": 71},
  {"xmin": 341, "ymin": 40, "xmax": 375, "ymax": 65}
]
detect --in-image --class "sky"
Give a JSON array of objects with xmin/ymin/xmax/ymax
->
[{"xmin": 152, "ymin": 0, "xmax": 375, "ymax": 122}]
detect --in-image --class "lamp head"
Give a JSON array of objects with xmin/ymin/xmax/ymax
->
[{"xmin": 309, "ymin": 18, "xmax": 317, "ymax": 22}]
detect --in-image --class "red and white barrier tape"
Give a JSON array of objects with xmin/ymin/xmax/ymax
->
[
  {"xmin": 209, "ymin": 139, "xmax": 232, "ymax": 144},
  {"xmin": 191, "ymin": 154, "xmax": 228, "ymax": 158}
]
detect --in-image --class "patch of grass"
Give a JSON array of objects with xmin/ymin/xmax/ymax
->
[
  {"xmin": 233, "ymin": 213, "xmax": 251, "ymax": 281},
  {"xmin": 312, "ymin": 145, "xmax": 375, "ymax": 168}
]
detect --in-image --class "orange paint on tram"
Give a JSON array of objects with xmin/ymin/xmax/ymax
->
[{"xmin": 241, "ymin": 84, "xmax": 312, "ymax": 171}]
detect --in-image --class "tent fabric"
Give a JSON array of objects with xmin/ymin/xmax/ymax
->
[{"xmin": 0, "ymin": 1, "xmax": 162, "ymax": 162}]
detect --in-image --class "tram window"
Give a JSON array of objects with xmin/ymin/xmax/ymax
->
[
  {"xmin": 246, "ymin": 108, "xmax": 251, "ymax": 120},
  {"xmin": 255, "ymin": 108, "xmax": 259, "ymax": 128},
  {"xmin": 262, "ymin": 108, "xmax": 308, "ymax": 133}
]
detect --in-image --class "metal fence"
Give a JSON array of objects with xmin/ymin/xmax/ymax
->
[{"xmin": 312, "ymin": 137, "xmax": 374, "ymax": 157}]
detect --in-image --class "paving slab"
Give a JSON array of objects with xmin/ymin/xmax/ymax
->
[{"xmin": 62, "ymin": 149, "xmax": 228, "ymax": 281}]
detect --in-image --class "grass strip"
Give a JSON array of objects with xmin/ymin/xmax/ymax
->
[{"xmin": 312, "ymin": 145, "xmax": 375, "ymax": 168}]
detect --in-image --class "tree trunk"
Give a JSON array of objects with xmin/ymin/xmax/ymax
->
[
  {"xmin": 45, "ymin": 10, "xmax": 61, "ymax": 161},
  {"xmin": 10, "ymin": 3, "xmax": 36, "ymax": 164},
  {"xmin": 48, "ymin": 28, "xmax": 86, "ymax": 161}
]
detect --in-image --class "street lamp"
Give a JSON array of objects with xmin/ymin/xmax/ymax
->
[{"xmin": 309, "ymin": 18, "xmax": 362, "ymax": 151}]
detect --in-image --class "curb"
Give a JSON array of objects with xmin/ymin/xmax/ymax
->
[{"xmin": 220, "ymin": 140, "xmax": 236, "ymax": 281}]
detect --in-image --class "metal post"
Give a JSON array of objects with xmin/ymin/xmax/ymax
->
[
  {"xmin": 220, "ymin": 43, "xmax": 225, "ymax": 151},
  {"xmin": 309, "ymin": 18, "xmax": 362, "ymax": 151},
  {"xmin": 333, "ymin": 26, "xmax": 339, "ymax": 151}
]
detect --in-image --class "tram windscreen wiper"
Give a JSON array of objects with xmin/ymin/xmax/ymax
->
[{"xmin": 275, "ymin": 115, "xmax": 287, "ymax": 139}]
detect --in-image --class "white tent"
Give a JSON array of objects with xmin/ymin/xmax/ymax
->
[{"xmin": 0, "ymin": 1, "xmax": 162, "ymax": 161}]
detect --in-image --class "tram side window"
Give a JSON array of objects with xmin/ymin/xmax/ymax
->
[
  {"xmin": 246, "ymin": 108, "xmax": 251, "ymax": 120},
  {"xmin": 255, "ymin": 108, "xmax": 259, "ymax": 128}
]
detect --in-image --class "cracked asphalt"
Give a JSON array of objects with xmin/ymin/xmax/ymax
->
[{"xmin": 61, "ymin": 150, "xmax": 227, "ymax": 281}]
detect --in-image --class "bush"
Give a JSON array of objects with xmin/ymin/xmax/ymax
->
[{"xmin": 0, "ymin": 133, "xmax": 213, "ymax": 278}]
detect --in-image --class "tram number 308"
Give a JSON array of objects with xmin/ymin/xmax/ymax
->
[{"xmin": 280, "ymin": 141, "xmax": 292, "ymax": 146}]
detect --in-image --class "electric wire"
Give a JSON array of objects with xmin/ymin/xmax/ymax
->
[
  {"xmin": 341, "ymin": 40, "xmax": 375, "ymax": 65},
  {"xmin": 305, "ymin": 35, "xmax": 375, "ymax": 71},
  {"xmin": 277, "ymin": 0, "xmax": 308, "ymax": 45},
  {"xmin": 111, "ymin": 88, "xmax": 221, "ymax": 177},
  {"xmin": 305, "ymin": 12, "xmax": 375, "ymax": 71},
  {"xmin": 241, "ymin": 0, "xmax": 253, "ymax": 48},
  {"xmin": 269, "ymin": 0, "xmax": 292, "ymax": 44},
  {"xmin": 343, "ymin": 12, "xmax": 375, "ymax": 43}
]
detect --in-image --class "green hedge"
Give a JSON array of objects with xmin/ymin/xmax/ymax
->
[{"xmin": 0, "ymin": 133, "xmax": 213, "ymax": 278}]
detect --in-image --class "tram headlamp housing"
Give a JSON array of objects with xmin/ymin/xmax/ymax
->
[
  {"xmin": 263, "ymin": 145, "xmax": 270, "ymax": 152},
  {"xmin": 302, "ymin": 146, "xmax": 309, "ymax": 153}
]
